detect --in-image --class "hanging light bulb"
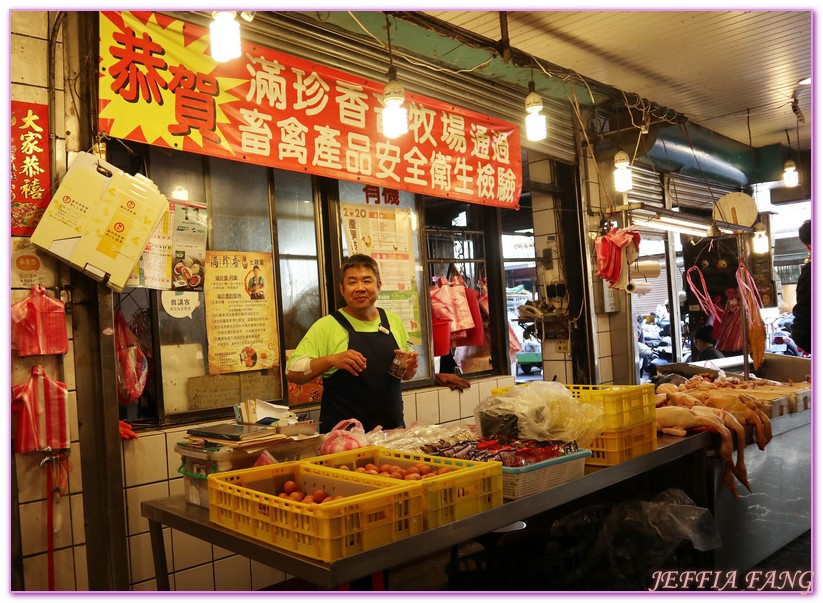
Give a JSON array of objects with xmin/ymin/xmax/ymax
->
[
  {"xmin": 613, "ymin": 150, "xmax": 632, "ymax": 192},
  {"xmin": 381, "ymin": 16, "xmax": 408, "ymax": 139},
  {"xmin": 752, "ymin": 222, "xmax": 769, "ymax": 254},
  {"xmin": 382, "ymin": 65, "xmax": 408, "ymax": 138},
  {"xmin": 524, "ymin": 81, "xmax": 547, "ymax": 142},
  {"xmin": 783, "ymin": 160, "xmax": 799, "ymax": 187},
  {"xmin": 210, "ymin": 11, "xmax": 241, "ymax": 62}
]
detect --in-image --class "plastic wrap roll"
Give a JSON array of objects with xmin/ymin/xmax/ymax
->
[
  {"xmin": 625, "ymin": 281, "xmax": 653, "ymax": 295},
  {"xmin": 629, "ymin": 261, "xmax": 662, "ymax": 279}
]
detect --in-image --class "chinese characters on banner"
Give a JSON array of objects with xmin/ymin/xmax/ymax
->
[
  {"xmin": 340, "ymin": 200, "xmax": 421, "ymax": 342},
  {"xmin": 204, "ymin": 251, "xmax": 279, "ymax": 375},
  {"xmin": 98, "ymin": 11, "xmax": 522, "ymax": 209},
  {"xmin": 11, "ymin": 101, "xmax": 51, "ymax": 235}
]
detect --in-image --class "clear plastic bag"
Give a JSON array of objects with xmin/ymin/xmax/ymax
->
[{"xmin": 474, "ymin": 381, "xmax": 605, "ymax": 447}]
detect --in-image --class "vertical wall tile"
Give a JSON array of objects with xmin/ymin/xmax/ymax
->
[
  {"xmin": 62, "ymin": 341, "xmax": 76, "ymax": 389},
  {"xmin": 22, "ymin": 548, "xmax": 76, "ymax": 591},
  {"xmin": 597, "ymin": 313, "xmax": 610, "ymax": 333},
  {"xmin": 169, "ymin": 476, "xmax": 185, "ymax": 498},
  {"xmin": 20, "ymin": 499, "xmax": 73, "ymax": 556},
  {"xmin": 214, "ymin": 555, "xmax": 252, "ymax": 591},
  {"xmin": 414, "ymin": 391, "xmax": 439, "ymax": 425},
  {"xmin": 67, "ymin": 391, "xmax": 79, "ymax": 442},
  {"xmin": 597, "ymin": 331, "xmax": 612, "ymax": 357},
  {"xmin": 73, "ymin": 545, "xmax": 88, "ymax": 590},
  {"xmin": 15, "ymin": 453, "xmax": 46, "ymax": 503},
  {"xmin": 125, "ymin": 482, "xmax": 170, "ymax": 536},
  {"xmin": 68, "ymin": 441, "xmax": 82, "ymax": 494},
  {"xmin": 476, "ymin": 379, "xmax": 496, "ymax": 402},
  {"xmin": 251, "ymin": 560, "xmax": 287, "ymax": 590},
  {"xmin": 69, "ymin": 494, "xmax": 85, "ymax": 545},
  {"xmin": 129, "ymin": 529, "xmax": 172, "ymax": 584},
  {"xmin": 171, "ymin": 530, "xmax": 213, "ymax": 571},
  {"xmin": 10, "ymin": 11, "xmax": 48, "ymax": 38},
  {"xmin": 599, "ymin": 357, "xmax": 614, "ymax": 384},
  {"xmin": 123, "ymin": 433, "xmax": 169, "ymax": 486},
  {"xmin": 173, "ymin": 564, "xmax": 214, "ymax": 591},
  {"xmin": 458, "ymin": 385, "xmax": 480, "ymax": 421},
  {"xmin": 496, "ymin": 376, "xmax": 515, "ymax": 389},
  {"xmin": 437, "ymin": 388, "xmax": 460, "ymax": 423},
  {"xmin": 402, "ymin": 393, "xmax": 416, "ymax": 424}
]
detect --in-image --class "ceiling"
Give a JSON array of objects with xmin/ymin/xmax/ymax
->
[{"xmin": 421, "ymin": 11, "xmax": 813, "ymax": 152}]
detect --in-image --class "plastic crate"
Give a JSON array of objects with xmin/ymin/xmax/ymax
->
[
  {"xmin": 586, "ymin": 419, "xmax": 657, "ymax": 467},
  {"xmin": 304, "ymin": 446, "xmax": 503, "ymax": 529},
  {"xmin": 208, "ymin": 462, "xmax": 424, "ymax": 562},
  {"xmin": 175, "ymin": 443, "xmax": 269, "ymax": 508},
  {"xmin": 565, "ymin": 384, "xmax": 655, "ymax": 430},
  {"xmin": 501, "ymin": 449, "xmax": 591, "ymax": 499}
]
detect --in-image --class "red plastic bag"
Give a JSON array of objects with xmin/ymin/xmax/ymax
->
[
  {"xmin": 319, "ymin": 419, "xmax": 368, "ymax": 455},
  {"xmin": 115, "ymin": 311, "xmax": 148, "ymax": 406},
  {"xmin": 430, "ymin": 276, "xmax": 475, "ymax": 334},
  {"xmin": 11, "ymin": 285, "xmax": 69, "ymax": 356}
]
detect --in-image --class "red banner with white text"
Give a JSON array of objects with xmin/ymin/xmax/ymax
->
[{"xmin": 98, "ymin": 11, "xmax": 521, "ymax": 208}]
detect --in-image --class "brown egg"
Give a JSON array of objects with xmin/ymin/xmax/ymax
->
[
  {"xmin": 337, "ymin": 465, "xmax": 351, "ymax": 471},
  {"xmin": 288, "ymin": 491, "xmax": 304, "ymax": 502},
  {"xmin": 404, "ymin": 473, "xmax": 421, "ymax": 480},
  {"xmin": 283, "ymin": 480, "xmax": 297, "ymax": 494},
  {"xmin": 312, "ymin": 490, "xmax": 328, "ymax": 503},
  {"xmin": 301, "ymin": 495, "xmax": 315, "ymax": 504},
  {"xmin": 417, "ymin": 465, "xmax": 433, "ymax": 475},
  {"xmin": 364, "ymin": 463, "xmax": 379, "ymax": 472},
  {"xmin": 379, "ymin": 464, "xmax": 393, "ymax": 474},
  {"xmin": 389, "ymin": 472, "xmax": 404, "ymax": 480}
]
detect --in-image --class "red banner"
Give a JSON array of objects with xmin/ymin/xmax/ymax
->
[
  {"xmin": 98, "ymin": 12, "xmax": 521, "ymax": 208},
  {"xmin": 11, "ymin": 101, "xmax": 51, "ymax": 235}
]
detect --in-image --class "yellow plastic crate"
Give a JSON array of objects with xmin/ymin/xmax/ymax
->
[
  {"xmin": 304, "ymin": 446, "xmax": 503, "ymax": 529},
  {"xmin": 586, "ymin": 420, "xmax": 657, "ymax": 467},
  {"xmin": 492, "ymin": 383, "xmax": 655, "ymax": 431},
  {"xmin": 208, "ymin": 462, "xmax": 424, "ymax": 562},
  {"xmin": 565, "ymin": 384, "xmax": 655, "ymax": 430}
]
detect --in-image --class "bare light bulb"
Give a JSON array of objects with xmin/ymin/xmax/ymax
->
[
  {"xmin": 613, "ymin": 150, "xmax": 632, "ymax": 192},
  {"xmin": 752, "ymin": 222, "xmax": 769, "ymax": 254},
  {"xmin": 210, "ymin": 11, "xmax": 241, "ymax": 62}
]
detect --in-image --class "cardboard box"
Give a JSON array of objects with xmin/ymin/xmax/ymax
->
[{"xmin": 31, "ymin": 152, "xmax": 167, "ymax": 292}]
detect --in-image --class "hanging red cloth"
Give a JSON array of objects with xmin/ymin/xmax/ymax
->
[
  {"xmin": 11, "ymin": 285, "xmax": 69, "ymax": 356},
  {"xmin": 11, "ymin": 365, "xmax": 70, "ymax": 453}
]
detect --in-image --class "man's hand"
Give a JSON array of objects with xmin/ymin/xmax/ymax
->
[
  {"xmin": 330, "ymin": 349, "xmax": 368, "ymax": 376},
  {"xmin": 435, "ymin": 373, "xmax": 471, "ymax": 391}
]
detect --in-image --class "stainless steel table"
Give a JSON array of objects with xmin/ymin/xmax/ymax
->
[{"xmin": 142, "ymin": 432, "xmax": 712, "ymax": 590}]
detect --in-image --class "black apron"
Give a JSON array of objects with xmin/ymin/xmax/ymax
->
[{"xmin": 320, "ymin": 308, "xmax": 404, "ymax": 433}]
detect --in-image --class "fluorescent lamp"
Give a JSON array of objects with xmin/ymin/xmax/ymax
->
[
  {"xmin": 783, "ymin": 160, "xmax": 799, "ymax": 187},
  {"xmin": 614, "ymin": 151, "xmax": 632, "ymax": 192},
  {"xmin": 524, "ymin": 81, "xmax": 547, "ymax": 142},
  {"xmin": 382, "ymin": 68, "xmax": 408, "ymax": 138},
  {"xmin": 210, "ymin": 11, "xmax": 241, "ymax": 62},
  {"xmin": 631, "ymin": 217, "xmax": 708, "ymax": 237}
]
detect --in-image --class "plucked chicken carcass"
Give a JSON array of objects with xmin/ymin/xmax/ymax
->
[
  {"xmin": 686, "ymin": 391, "xmax": 772, "ymax": 450},
  {"xmin": 655, "ymin": 405, "xmax": 743, "ymax": 500}
]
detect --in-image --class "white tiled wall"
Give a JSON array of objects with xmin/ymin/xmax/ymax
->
[{"xmin": 120, "ymin": 375, "xmax": 513, "ymax": 591}]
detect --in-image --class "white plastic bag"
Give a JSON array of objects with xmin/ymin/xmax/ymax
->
[{"xmin": 319, "ymin": 419, "xmax": 368, "ymax": 455}]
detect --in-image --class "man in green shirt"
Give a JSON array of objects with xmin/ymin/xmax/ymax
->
[{"xmin": 286, "ymin": 254, "xmax": 418, "ymax": 433}]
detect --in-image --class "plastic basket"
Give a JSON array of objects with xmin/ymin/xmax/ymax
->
[
  {"xmin": 501, "ymin": 450, "xmax": 591, "ymax": 499},
  {"xmin": 586, "ymin": 420, "xmax": 657, "ymax": 467},
  {"xmin": 208, "ymin": 462, "xmax": 424, "ymax": 562},
  {"xmin": 304, "ymin": 446, "xmax": 503, "ymax": 528}
]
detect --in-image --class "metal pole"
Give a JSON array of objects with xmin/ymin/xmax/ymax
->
[{"xmin": 736, "ymin": 232, "xmax": 750, "ymax": 380}]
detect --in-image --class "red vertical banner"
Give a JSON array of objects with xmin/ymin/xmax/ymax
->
[{"xmin": 11, "ymin": 101, "xmax": 51, "ymax": 235}]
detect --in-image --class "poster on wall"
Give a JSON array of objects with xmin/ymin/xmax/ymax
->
[
  {"xmin": 172, "ymin": 202, "xmax": 208, "ymax": 291},
  {"xmin": 127, "ymin": 200, "xmax": 175, "ymax": 289},
  {"xmin": 340, "ymin": 200, "xmax": 421, "ymax": 342},
  {"xmin": 204, "ymin": 251, "xmax": 279, "ymax": 374},
  {"xmin": 11, "ymin": 101, "xmax": 51, "ymax": 235},
  {"xmin": 98, "ymin": 11, "xmax": 522, "ymax": 209}
]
